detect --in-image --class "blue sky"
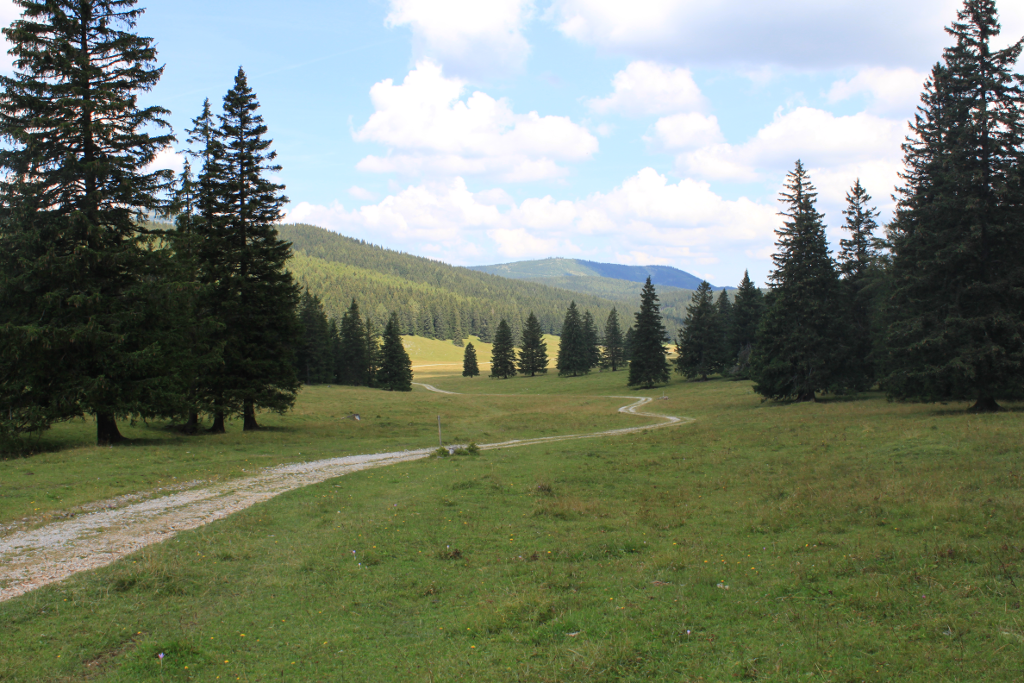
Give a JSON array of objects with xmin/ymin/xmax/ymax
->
[{"xmin": 3, "ymin": 0, "xmax": 1023, "ymax": 286}]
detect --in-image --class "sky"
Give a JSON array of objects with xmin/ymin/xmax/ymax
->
[{"xmin": 2, "ymin": 0, "xmax": 1023, "ymax": 286}]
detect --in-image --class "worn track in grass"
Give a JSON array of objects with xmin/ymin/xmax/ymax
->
[{"xmin": 0, "ymin": 389, "xmax": 691, "ymax": 602}]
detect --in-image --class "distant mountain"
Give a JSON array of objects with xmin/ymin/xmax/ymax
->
[{"xmin": 470, "ymin": 257, "xmax": 730, "ymax": 291}]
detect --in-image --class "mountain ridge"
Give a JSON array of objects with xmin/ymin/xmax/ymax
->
[{"xmin": 470, "ymin": 257, "xmax": 731, "ymax": 291}]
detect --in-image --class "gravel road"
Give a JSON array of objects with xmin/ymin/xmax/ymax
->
[{"xmin": 0, "ymin": 389, "xmax": 689, "ymax": 602}]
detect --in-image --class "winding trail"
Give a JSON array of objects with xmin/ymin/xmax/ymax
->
[{"xmin": 0, "ymin": 387, "xmax": 691, "ymax": 603}]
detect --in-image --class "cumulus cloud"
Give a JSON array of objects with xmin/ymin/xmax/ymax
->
[
  {"xmin": 145, "ymin": 146, "xmax": 185, "ymax": 176},
  {"xmin": 386, "ymin": 0, "xmax": 534, "ymax": 78},
  {"xmin": 0, "ymin": 0, "xmax": 21, "ymax": 72},
  {"xmin": 353, "ymin": 61, "xmax": 598, "ymax": 182},
  {"xmin": 650, "ymin": 112, "xmax": 724, "ymax": 151},
  {"xmin": 588, "ymin": 61, "xmax": 705, "ymax": 116},
  {"xmin": 550, "ymin": 0, "xmax": 963, "ymax": 69},
  {"xmin": 348, "ymin": 186, "xmax": 377, "ymax": 201},
  {"xmin": 285, "ymin": 169, "xmax": 779, "ymax": 271},
  {"xmin": 828, "ymin": 67, "xmax": 928, "ymax": 116},
  {"xmin": 678, "ymin": 107, "xmax": 907, "ymax": 206}
]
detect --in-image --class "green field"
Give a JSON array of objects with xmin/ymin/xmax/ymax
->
[{"xmin": 1, "ymin": 360, "xmax": 1022, "ymax": 681}]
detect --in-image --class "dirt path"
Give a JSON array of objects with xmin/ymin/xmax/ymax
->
[{"xmin": 0, "ymin": 390, "xmax": 690, "ymax": 603}]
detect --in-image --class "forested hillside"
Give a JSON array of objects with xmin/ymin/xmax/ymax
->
[
  {"xmin": 518, "ymin": 275, "xmax": 698, "ymax": 327},
  {"xmin": 279, "ymin": 224, "xmax": 664, "ymax": 341},
  {"xmin": 471, "ymin": 257, "xmax": 729, "ymax": 291}
]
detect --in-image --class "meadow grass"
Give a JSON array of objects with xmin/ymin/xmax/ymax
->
[{"xmin": 1, "ymin": 368, "xmax": 1022, "ymax": 681}]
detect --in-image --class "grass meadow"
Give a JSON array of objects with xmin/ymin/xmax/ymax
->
[{"xmin": 1, "ymin": 338, "xmax": 1022, "ymax": 681}]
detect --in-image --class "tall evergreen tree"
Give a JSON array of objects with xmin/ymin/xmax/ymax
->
[
  {"xmin": 490, "ymin": 319, "xmax": 518, "ymax": 379},
  {"xmin": 715, "ymin": 290, "xmax": 735, "ymax": 370},
  {"xmin": 0, "ymin": 0, "xmax": 174, "ymax": 444},
  {"xmin": 518, "ymin": 312, "xmax": 549, "ymax": 376},
  {"xmin": 364, "ymin": 317, "xmax": 382, "ymax": 388},
  {"xmin": 377, "ymin": 312, "xmax": 412, "ymax": 391},
  {"xmin": 463, "ymin": 343, "xmax": 480, "ymax": 377},
  {"xmin": 675, "ymin": 281, "xmax": 722, "ymax": 381},
  {"xmin": 296, "ymin": 291, "xmax": 332, "ymax": 385},
  {"xmin": 210, "ymin": 68, "xmax": 301, "ymax": 431},
  {"xmin": 601, "ymin": 308, "xmax": 625, "ymax": 371},
  {"xmin": 628, "ymin": 278, "xmax": 671, "ymax": 388},
  {"xmin": 623, "ymin": 326, "xmax": 636, "ymax": 363},
  {"xmin": 582, "ymin": 311, "xmax": 601, "ymax": 371},
  {"xmin": 838, "ymin": 180, "xmax": 883, "ymax": 391},
  {"xmin": 885, "ymin": 0, "xmax": 1024, "ymax": 412},
  {"xmin": 337, "ymin": 299, "xmax": 368, "ymax": 386},
  {"xmin": 556, "ymin": 302, "xmax": 589, "ymax": 377},
  {"xmin": 751, "ymin": 161, "xmax": 845, "ymax": 402},
  {"xmin": 731, "ymin": 271, "xmax": 765, "ymax": 378}
]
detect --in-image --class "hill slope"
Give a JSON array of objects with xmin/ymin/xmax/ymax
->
[
  {"xmin": 279, "ymin": 225, "xmax": 688, "ymax": 340},
  {"xmin": 470, "ymin": 257, "xmax": 729, "ymax": 291}
]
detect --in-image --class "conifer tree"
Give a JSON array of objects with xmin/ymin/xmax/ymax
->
[
  {"xmin": 556, "ymin": 302, "xmax": 589, "ymax": 377},
  {"xmin": 886, "ymin": 0, "xmax": 1024, "ymax": 411},
  {"xmin": 731, "ymin": 271, "xmax": 765, "ymax": 378},
  {"xmin": 210, "ymin": 68, "xmax": 301, "ymax": 431},
  {"xmin": 838, "ymin": 180, "xmax": 882, "ymax": 391},
  {"xmin": 463, "ymin": 343, "xmax": 480, "ymax": 377},
  {"xmin": 715, "ymin": 290, "xmax": 735, "ymax": 370},
  {"xmin": 675, "ymin": 281, "xmax": 722, "ymax": 381},
  {"xmin": 297, "ymin": 291, "xmax": 332, "ymax": 385},
  {"xmin": 0, "ymin": 0, "xmax": 174, "ymax": 444},
  {"xmin": 623, "ymin": 326, "xmax": 636, "ymax": 363},
  {"xmin": 377, "ymin": 312, "xmax": 412, "ymax": 391},
  {"xmin": 338, "ymin": 299, "xmax": 368, "ymax": 386},
  {"xmin": 582, "ymin": 311, "xmax": 601, "ymax": 371},
  {"xmin": 364, "ymin": 318, "xmax": 382, "ymax": 388},
  {"xmin": 490, "ymin": 319, "xmax": 518, "ymax": 379},
  {"xmin": 601, "ymin": 308, "xmax": 625, "ymax": 371},
  {"xmin": 751, "ymin": 162, "xmax": 845, "ymax": 402},
  {"xmin": 518, "ymin": 312, "xmax": 549, "ymax": 376},
  {"xmin": 628, "ymin": 278, "xmax": 670, "ymax": 388}
]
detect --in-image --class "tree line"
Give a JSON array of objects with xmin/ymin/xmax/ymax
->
[
  {"xmin": 670, "ymin": 1, "xmax": 1024, "ymax": 411},
  {"xmin": 0, "ymin": 0, "xmax": 413, "ymax": 446}
]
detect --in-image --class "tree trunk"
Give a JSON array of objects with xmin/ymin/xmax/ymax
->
[
  {"xmin": 243, "ymin": 399, "xmax": 259, "ymax": 431},
  {"xmin": 96, "ymin": 413, "xmax": 124, "ymax": 446},
  {"xmin": 795, "ymin": 391, "xmax": 816, "ymax": 403},
  {"xmin": 184, "ymin": 411, "xmax": 199, "ymax": 435},
  {"xmin": 209, "ymin": 410, "xmax": 226, "ymax": 434},
  {"xmin": 969, "ymin": 396, "xmax": 1001, "ymax": 413}
]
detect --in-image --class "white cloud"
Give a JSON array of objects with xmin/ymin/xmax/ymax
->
[
  {"xmin": 353, "ymin": 61, "xmax": 598, "ymax": 183},
  {"xmin": 588, "ymin": 61, "xmax": 705, "ymax": 116},
  {"xmin": 550, "ymin": 0, "xmax": 963, "ymax": 69},
  {"xmin": 678, "ymin": 107, "xmax": 907, "ymax": 194},
  {"xmin": 145, "ymin": 146, "xmax": 185, "ymax": 176},
  {"xmin": 348, "ymin": 186, "xmax": 377, "ymax": 201},
  {"xmin": 0, "ymin": 0, "xmax": 17, "ymax": 73},
  {"xmin": 650, "ymin": 112, "xmax": 724, "ymax": 150},
  {"xmin": 828, "ymin": 67, "xmax": 928, "ymax": 116},
  {"xmin": 286, "ymin": 169, "xmax": 780, "ymax": 272},
  {"xmin": 386, "ymin": 0, "xmax": 534, "ymax": 78}
]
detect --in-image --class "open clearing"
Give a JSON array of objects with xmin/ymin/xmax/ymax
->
[{"xmin": 1, "ymin": 366, "xmax": 1022, "ymax": 682}]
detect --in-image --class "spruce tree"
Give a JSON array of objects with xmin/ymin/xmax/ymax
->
[
  {"xmin": 628, "ymin": 278, "xmax": 670, "ymax": 388},
  {"xmin": 885, "ymin": 0, "xmax": 1024, "ymax": 411},
  {"xmin": 463, "ymin": 343, "xmax": 480, "ymax": 377},
  {"xmin": 751, "ymin": 161, "xmax": 845, "ymax": 402},
  {"xmin": 731, "ymin": 271, "xmax": 765, "ymax": 378},
  {"xmin": 518, "ymin": 312, "xmax": 549, "ymax": 376},
  {"xmin": 715, "ymin": 290, "xmax": 735, "ymax": 371},
  {"xmin": 601, "ymin": 308, "xmax": 625, "ymax": 371},
  {"xmin": 556, "ymin": 302, "xmax": 588, "ymax": 377},
  {"xmin": 211, "ymin": 68, "xmax": 301, "ymax": 431},
  {"xmin": 675, "ymin": 281, "xmax": 722, "ymax": 381},
  {"xmin": 377, "ymin": 312, "xmax": 413, "ymax": 391},
  {"xmin": 0, "ymin": 0, "xmax": 174, "ymax": 444},
  {"xmin": 297, "ymin": 291, "xmax": 332, "ymax": 385},
  {"xmin": 623, "ymin": 326, "xmax": 636, "ymax": 363},
  {"xmin": 838, "ymin": 180, "xmax": 883, "ymax": 391},
  {"xmin": 338, "ymin": 299, "xmax": 368, "ymax": 386},
  {"xmin": 490, "ymin": 319, "xmax": 518, "ymax": 379},
  {"xmin": 582, "ymin": 311, "xmax": 601, "ymax": 371},
  {"xmin": 364, "ymin": 318, "xmax": 382, "ymax": 388}
]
